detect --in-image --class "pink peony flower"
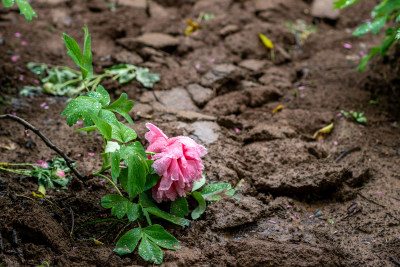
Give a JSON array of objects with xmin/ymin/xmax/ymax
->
[
  {"xmin": 57, "ymin": 170, "xmax": 66, "ymax": 178},
  {"xmin": 35, "ymin": 160, "xmax": 48, "ymax": 169},
  {"xmin": 145, "ymin": 123, "xmax": 207, "ymax": 202}
]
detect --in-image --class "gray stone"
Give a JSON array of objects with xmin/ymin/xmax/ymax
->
[
  {"xmin": 201, "ymin": 63, "xmax": 239, "ymax": 88},
  {"xmin": 187, "ymin": 84, "xmax": 214, "ymax": 107},
  {"xmin": 118, "ymin": 0, "xmax": 147, "ymax": 9},
  {"xmin": 239, "ymin": 59, "xmax": 268, "ymax": 72},
  {"xmin": 113, "ymin": 50, "xmax": 143, "ymax": 65},
  {"xmin": 311, "ymin": 0, "xmax": 340, "ymax": 20},
  {"xmin": 191, "ymin": 121, "xmax": 220, "ymax": 144},
  {"xmin": 135, "ymin": 33, "xmax": 179, "ymax": 49},
  {"xmin": 244, "ymin": 85, "xmax": 282, "ymax": 107},
  {"xmin": 245, "ymin": 124, "xmax": 296, "ymax": 142},
  {"xmin": 154, "ymin": 87, "xmax": 199, "ymax": 111},
  {"xmin": 176, "ymin": 111, "xmax": 216, "ymax": 122}
]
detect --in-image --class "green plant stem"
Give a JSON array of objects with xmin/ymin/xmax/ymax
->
[
  {"xmin": 92, "ymin": 165, "xmax": 111, "ymax": 176},
  {"xmin": 0, "ymin": 162, "xmax": 36, "ymax": 167},
  {"xmin": 94, "ymin": 173, "xmax": 123, "ymax": 197},
  {"xmin": 0, "ymin": 166, "xmax": 31, "ymax": 176},
  {"xmin": 114, "ymin": 221, "xmax": 132, "ymax": 241}
]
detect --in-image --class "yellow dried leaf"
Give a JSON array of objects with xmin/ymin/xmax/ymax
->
[
  {"xmin": 312, "ymin": 123, "xmax": 334, "ymax": 140},
  {"xmin": 38, "ymin": 185, "xmax": 46, "ymax": 196},
  {"xmin": 259, "ymin": 33, "xmax": 274, "ymax": 50},
  {"xmin": 32, "ymin": 191, "xmax": 45, "ymax": 198},
  {"xmin": 93, "ymin": 239, "xmax": 104, "ymax": 245},
  {"xmin": 272, "ymin": 105, "xmax": 283, "ymax": 114},
  {"xmin": 185, "ymin": 19, "xmax": 201, "ymax": 35}
]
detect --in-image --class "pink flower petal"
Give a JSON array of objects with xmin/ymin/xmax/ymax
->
[
  {"xmin": 21, "ymin": 41, "xmax": 28, "ymax": 46},
  {"xmin": 195, "ymin": 63, "xmax": 200, "ymax": 70},
  {"xmin": 210, "ymin": 58, "xmax": 215, "ymax": 63},
  {"xmin": 88, "ymin": 152, "xmax": 95, "ymax": 156},
  {"xmin": 40, "ymin": 102, "xmax": 46, "ymax": 108},
  {"xmin": 11, "ymin": 56, "xmax": 20, "ymax": 62},
  {"xmin": 333, "ymin": 141, "xmax": 338, "ymax": 146},
  {"xmin": 77, "ymin": 120, "xmax": 83, "ymax": 125},
  {"xmin": 34, "ymin": 79, "xmax": 40, "ymax": 84},
  {"xmin": 234, "ymin": 128, "xmax": 239, "ymax": 133},
  {"xmin": 57, "ymin": 170, "xmax": 66, "ymax": 177},
  {"xmin": 268, "ymin": 220, "xmax": 277, "ymax": 224},
  {"xmin": 44, "ymin": 106, "xmax": 49, "ymax": 110},
  {"xmin": 298, "ymin": 86, "xmax": 305, "ymax": 90},
  {"xmin": 14, "ymin": 32, "xmax": 21, "ymax": 38},
  {"xmin": 343, "ymin": 43, "xmax": 352, "ymax": 49},
  {"xmin": 19, "ymin": 75, "xmax": 24, "ymax": 81}
]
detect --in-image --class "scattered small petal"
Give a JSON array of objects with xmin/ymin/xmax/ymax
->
[
  {"xmin": 35, "ymin": 160, "xmax": 48, "ymax": 168},
  {"xmin": 120, "ymin": 162, "xmax": 125, "ymax": 166},
  {"xmin": 210, "ymin": 58, "xmax": 215, "ymax": 63},
  {"xmin": 376, "ymin": 191, "xmax": 382, "ymax": 195},
  {"xmin": 21, "ymin": 41, "xmax": 28, "ymax": 46},
  {"xmin": 333, "ymin": 141, "xmax": 338, "ymax": 146},
  {"xmin": 44, "ymin": 106, "xmax": 49, "ymax": 110},
  {"xmin": 14, "ymin": 32, "xmax": 21, "ymax": 38},
  {"xmin": 268, "ymin": 220, "xmax": 277, "ymax": 224},
  {"xmin": 76, "ymin": 153, "xmax": 82, "ymax": 157},
  {"xmin": 98, "ymin": 179, "xmax": 107, "ymax": 184},
  {"xmin": 11, "ymin": 111, "xmax": 16, "ymax": 115},
  {"xmin": 11, "ymin": 55, "xmax": 20, "ymax": 62},
  {"xmin": 298, "ymin": 86, "xmax": 305, "ymax": 90},
  {"xmin": 195, "ymin": 63, "xmax": 200, "ymax": 69},
  {"xmin": 19, "ymin": 75, "xmax": 24, "ymax": 81},
  {"xmin": 34, "ymin": 79, "xmax": 40, "ymax": 84},
  {"xmin": 77, "ymin": 120, "xmax": 84, "ymax": 125},
  {"xmin": 234, "ymin": 128, "xmax": 239, "ymax": 133},
  {"xmin": 88, "ymin": 152, "xmax": 95, "ymax": 156},
  {"xmin": 72, "ymin": 246, "xmax": 78, "ymax": 251},
  {"xmin": 88, "ymin": 185, "xmax": 92, "ymax": 189},
  {"xmin": 287, "ymin": 205, "xmax": 293, "ymax": 208},
  {"xmin": 343, "ymin": 43, "xmax": 352, "ymax": 49},
  {"xmin": 337, "ymin": 113, "xmax": 342, "ymax": 117},
  {"xmin": 26, "ymin": 133, "xmax": 30, "ymax": 137},
  {"xmin": 40, "ymin": 102, "xmax": 47, "ymax": 107},
  {"xmin": 294, "ymin": 214, "xmax": 300, "ymax": 220},
  {"xmin": 57, "ymin": 171, "xmax": 66, "ymax": 177},
  {"xmin": 309, "ymin": 214, "xmax": 314, "ymax": 218}
]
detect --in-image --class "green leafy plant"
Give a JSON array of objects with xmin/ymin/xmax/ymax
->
[
  {"xmin": 2, "ymin": 0, "xmax": 37, "ymax": 21},
  {"xmin": 59, "ymin": 27, "xmax": 237, "ymax": 264},
  {"xmin": 334, "ymin": 0, "xmax": 400, "ymax": 71},
  {"xmin": 341, "ymin": 110, "xmax": 367, "ymax": 124},
  {"xmin": 0, "ymin": 158, "xmax": 73, "ymax": 195}
]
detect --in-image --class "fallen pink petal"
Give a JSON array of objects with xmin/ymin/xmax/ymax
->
[
  {"xmin": 34, "ymin": 79, "xmax": 40, "ymax": 84},
  {"xmin": 268, "ymin": 220, "xmax": 277, "ymax": 224},
  {"xmin": 11, "ymin": 55, "xmax": 20, "ymax": 62},
  {"xmin": 298, "ymin": 86, "xmax": 305, "ymax": 90},
  {"xmin": 343, "ymin": 43, "xmax": 352, "ymax": 49},
  {"xmin": 21, "ymin": 41, "xmax": 28, "ymax": 46},
  {"xmin": 57, "ymin": 170, "xmax": 66, "ymax": 177},
  {"xmin": 14, "ymin": 32, "xmax": 21, "ymax": 37},
  {"xmin": 77, "ymin": 120, "xmax": 84, "ymax": 125},
  {"xmin": 19, "ymin": 75, "xmax": 24, "ymax": 81},
  {"xmin": 40, "ymin": 102, "xmax": 47, "ymax": 107},
  {"xmin": 88, "ymin": 152, "xmax": 95, "ymax": 156},
  {"xmin": 234, "ymin": 128, "xmax": 240, "ymax": 133},
  {"xmin": 44, "ymin": 106, "xmax": 49, "ymax": 110}
]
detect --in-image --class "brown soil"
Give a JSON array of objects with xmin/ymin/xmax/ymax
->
[{"xmin": 1, "ymin": 0, "xmax": 400, "ymax": 266}]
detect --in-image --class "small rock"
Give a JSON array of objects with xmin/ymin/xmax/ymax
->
[
  {"xmin": 204, "ymin": 91, "xmax": 250, "ymax": 116},
  {"xmin": 245, "ymin": 124, "xmax": 296, "ymax": 143},
  {"xmin": 186, "ymin": 84, "xmax": 214, "ymax": 107},
  {"xmin": 253, "ymin": 0, "xmax": 279, "ymax": 12},
  {"xmin": 191, "ymin": 121, "xmax": 220, "ymax": 144},
  {"xmin": 219, "ymin": 24, "xmax": 240, "ymax": 36},
  {"xmin": 113, "ymin": 50, "xmax": 143, "ymax": 65},
  {"xmin": 245, "ymin": 85, "xmax": 282, "ymax": 107},
  {"xmin": 135, "ymin": 33, "xmax": 179, "ymax": 49},
  {"xmin": 118, "ymin": 0, "xmax": 147, "ymax": 9},
  {"xmin": 154, "ymin": 87, "xmax": 199, "ymax": 111},
  {"xmin": 258, "ymin": 67, "xmax": 293, "ymax": 90},
  {"xmin": 311, "ymin": 0, "xmax": 340, "ymax": 20},
  {"xmin": 201, "ymin": 63, "xmax": 241, "ymax": 90},
  {"xmin": 239, "ymin": 59, "xmax": 268, "ymax": 72},
  {"xmin": 176, "ymin": 111, "xmax": 216, "ymax": 122}
]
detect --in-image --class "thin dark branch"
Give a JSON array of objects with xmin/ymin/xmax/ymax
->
[
  {"xmin": 334, "ymin": 146, "xmax": 361, "ymax": 163},
  {"xmin": 0, "ymin": 114, "xmax": 85, "ymax": 181}
]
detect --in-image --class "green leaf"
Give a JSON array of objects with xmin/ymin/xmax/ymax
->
[
  {"xmin": 100, "ymin": 152, "xmax": 110, "ymax": 171},
  {"xmin": 139, "ymin": 192, "xmax": 157, "ymax": 208},
  {"xmin": 120, "ymin": 142, "xmax": 147, "ymax": 160},
  {"xmin": 61, "ymin": 96, "xmax": 102, "ymax": 126},
  {"xmin": 143, "ymin": 208, "xmax": 152, "ymax": 225},
  {"xmin": 105, "ymin": 93, "xmax": 134, "ymax": 124},
  {"xmin": 110, "ymin": 151, "xmax": 120, "ymax": 183},
  {"xmin": 101, "ymin": 194, "xmax": 127, "ymax": 208},
  {"xmin": 357, "ymin": 46, "xmax": 380, "ymax": 71},
  {"xmin": 112, "ymin": 122, "xmax": 137, "ymax": 144},
  {"xmin": 15, "ymin": 0, "xmax": 37, "ymax": 21},
  {"xmin": 105, "ymin": 141, "xmax": 120, "ymax": 153},
  {"xmin": 191, "ymin": 191, "xmax": 206, "ymax": 220},
  {"xmin": 63, "ymin": 33, "xmax": 82, "ymax": 70},
  {"xmin": 192, "ymin": 173, "xmax": 206, "ymax": 192},
  {"xmin": 170, "ymin": 197, "xmax": 189, "ymax": 218},
  {"xmin": 89, "ymin": 112, "xmax": 112, "ymax": 141},
  {"xmin": 226, "ymin": 189, "xmax": 236, "ymax": 196},
  {"xmin": 380, "ymin": 34, "xmax": 396, "ymax": 56},
  {"xmin": 353, "ymin": 16, "xmax": 387, "ymax": 37},
  {"xmin": 112, "ymin": 200, "xmax": 128, "ymax": 219},
  {"xmin": 126, "ymin": 154, "xmax": 146, "ymax": 199},
  {"xmin": 200, "ymin": 183, "xmax": 232, "ymax": 200},
  {"xmin": 138, "ymin": 236, "xmax": 163, "ymax": 264},
  {"xmin": 143, "ymin": 224, "xmax": 181, "ymax": 250},
  {"xmin": 81, "ymin": 26, "xmax": 93, "ymax": 79},
  {"xmin": 87, "ymin": 85, "xmax": 110, "ymax": 108},
  {"xmin": 114, "ymin": 228, "xmax": 142, "ymax": 256},
  {"xmin": 372, "ymin": 0, "xmax": 400, "ymax": 18},
  {"xmin": 144, "ymin": 173, "xmax": 160, "ymax": 191},
  {"xmin": 145, "ymin": 207, "xmax": 190, "ymax": 227},
  {"xmin": 106, "ymin": 64, "xmax": 137, "ymax": 84},
  {"xmin": 333, "ymin": 0, "xmax": 359, "ymax": 9},
  {"xmin": 136, "ymin": 67, "xmax": 161, "ymax": 88},
  {"xmin": 127, "ymin": 202, "xmax": 140, "ymax": 222},
  {"xmin": 2, "ymin": 0, "xmax": 15, "ymax": 8}
]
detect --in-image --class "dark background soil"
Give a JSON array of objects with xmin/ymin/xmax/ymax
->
[{"xmin": 0, "ymin": 0, "xmax": 400, "ymax": 266}]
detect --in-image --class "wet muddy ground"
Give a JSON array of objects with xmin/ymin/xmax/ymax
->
[{"xmin": 0, "ymin": 0, "xmax": 400, "ymax": 266}]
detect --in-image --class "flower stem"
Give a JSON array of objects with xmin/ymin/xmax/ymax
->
[{"xmin": 94, "ymin": 173, "xmax": 123, "ymax": 197}]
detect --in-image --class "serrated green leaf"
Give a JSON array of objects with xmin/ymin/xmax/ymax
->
[
  {"xmin": 112, "ymin": 122, "xmax": 137, "ymax": 144},
  {"xmin": 145, "ymin": 207, "xmax": 190, "ymax": 227},
  {"xmin": 139, "ymin": 192, "xmax": 157, "ymax": 208},
  {"xmin": 88, "ymin": 85, "xmax": 110, "ymax": 108},
  {"xmin": 16, "ymin": 0, "xmax": 37, "ymax": 21},
  {"xmin": 126, "ymin": 154, "xmax": 146, "ymax": 199},
  {"xmin": 127, "ymin": 202, "xmax": 140, "ymax": 222},
  {"xmin": 2, "ymin": 0, "xmax": 14, "ymax": 8},
  {"xmin": 143, "ymin": 224, "xmax": 181, "ymax": 250},
  {"xmin": 114, "ymin": 228, "xmax": 141, "ymax": 256},
  {"xmin": 111, "ymin": 151, "xmax": 120, "ymax": 183},
  {"xmin": 63, "ymin": 33, "xmax": 82, "ymax": 69},
  {"xmin": 105, "ymin": 93, "xmax": 134, "ymax": 124},
  {"xmin": 111, "ymin": 200, "xmax": 128, "ymax": 219},
  {"xmin": 333, "ymin": 0, "xmax": 359, "ymax": 9},
  {"xmin": 138, "ymin": 236, "xmax": 163, "ymax": 264},
  {"xmin": 81, "ymin": 26, "xmax": 93, "ymax": 79},
  {"xmin": 372, "ymin": 0, "xmax": 400, "ymax": 18},
  {"xmin": 226, "ymin": 189, "xmax": 236, "ymax": 196},
  {"xmin": 170, "ymin": 197, "xmax": 189, "ymax": 218},
  {"xmin": 120, "ymin": 142, "xmax": 147, "ymax": 160},
  {"xmin": 200, "ymin": 183, "xmax": 231, "ymax": 200},
  {"xmin": 105, "ymin": 141, "xmax": 120, "ymax": 153},
  {"xmin": 61, "ymin": 96, "xmax": 102, "ymax": 126},
  {"xmin": 357, "ymin": 46, "xmax": 381, "ymax": 71},
  {"xmin": 380, "ymin": 34, "xmax": 396, "ymax": 56},
  {"xmin": 144, "ymin": 173, "xmax": 160, "ymax": 191},
  {"xmin": 89, "ymin": 112, "xmax": 112, "ymax": 141},
  {"xmin": 136, "ymin": 67, "xmax": 160, "ymax": 88},
  {"xmin": 353, "ymin": 16, "xmax": 387, "ymax": 37},
  {"xmin": 101, "ymin": 194, "xmax": 127, "ymax": 208},
  {"xmin": 191, "ymin": 191, "xmax": 206, "ymax": 220},
  {"xmin": 192, "ymin": 173, "xmax": 206, "ymax": 192}
]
